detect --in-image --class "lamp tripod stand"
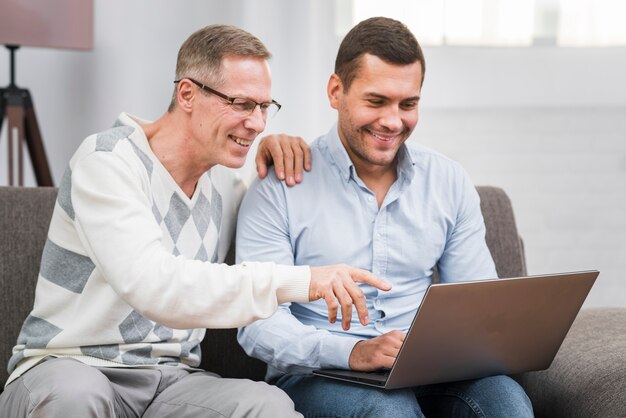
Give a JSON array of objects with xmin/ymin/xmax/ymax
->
[{"xmin": 0, "ymin": 45, "xmax": 53, "ymax": 186}]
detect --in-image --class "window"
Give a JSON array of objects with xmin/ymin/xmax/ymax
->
[
  {"xmin": 558, "ymin": 0, "xmax": 626, "ymax": 46},
  {"xmin": 346, "ymin": 0, "xmax": 626, "ymax": 47}
]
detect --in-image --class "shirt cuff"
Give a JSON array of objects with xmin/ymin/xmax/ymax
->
[
  {"xmin": 274, "ymin": 265, "xmax": 311, "ymax": 304},
  {"xmin": 319, "ymin": 334, "xmax": 362, "ymax": 369}
]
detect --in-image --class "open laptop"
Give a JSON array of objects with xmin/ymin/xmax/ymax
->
[{"xmin": 313, "ymin": 270, "xmax": 598, "ymax": 389}]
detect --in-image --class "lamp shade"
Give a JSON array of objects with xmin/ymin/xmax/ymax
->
[{"xmin": 0, "ymin": 0, "xmax": 93, "ymax": 50}]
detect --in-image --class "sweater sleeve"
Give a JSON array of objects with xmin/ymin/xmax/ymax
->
[{"xmin": 69, "ymin": 150, "xmax": 310, "ymax": 329}]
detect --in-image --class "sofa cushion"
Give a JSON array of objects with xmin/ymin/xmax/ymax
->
[{"xmin": 516, "ymin": 307, "xmax": 626, "ymax": 417}]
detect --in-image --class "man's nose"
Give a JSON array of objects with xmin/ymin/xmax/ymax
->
[
  {"xmin": 379, "ymin": 106, "xmax": 403, "ymax": 132},
  {"xmin": 243, "ymin": 106, "xmax": 266, "ymax": 133}
]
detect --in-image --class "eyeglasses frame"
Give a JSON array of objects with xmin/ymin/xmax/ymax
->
[{"xmin": 174, "ymin": 78, "xmax": 281, "ymax": 117}]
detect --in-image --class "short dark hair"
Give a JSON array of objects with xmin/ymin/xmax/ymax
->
[
  {"xmin": 168, "ymin": 24, "xmax": 271, "ymax": 111},
  {"xmin": 335, "ymin": 17, "xmax": 425, "ymax": 91}
]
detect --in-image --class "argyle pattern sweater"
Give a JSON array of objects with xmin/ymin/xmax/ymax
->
[{"xmin": 6, "ymin": 113, "xmax": 309, "ymax": 386}]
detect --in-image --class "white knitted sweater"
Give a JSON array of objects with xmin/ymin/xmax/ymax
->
[{"xmin": 6, "ymin": 113, "xmax": 309, "ymax": 386}]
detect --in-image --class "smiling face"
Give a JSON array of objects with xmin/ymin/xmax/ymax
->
[
  {"xmin": 186, "ymin": 55, "xmax": 272, "ymax": 169},
  {"xmin": 328, "ymin": 53, "xmax": 422, "ymax": 174}
]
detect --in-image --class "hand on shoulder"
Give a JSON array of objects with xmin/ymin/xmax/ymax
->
[{"xmin": 256, "ymin": 134, "xmax": 312, "ymax": 186}]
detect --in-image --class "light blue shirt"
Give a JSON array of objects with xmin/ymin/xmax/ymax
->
[{"xmin": 236, "ymin": 125, "xmax": 497, "ymax": 380}]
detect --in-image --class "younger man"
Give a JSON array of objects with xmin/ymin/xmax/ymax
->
[{"xmin": 237, "ymin": 17, "xmax": 533, "ymax": 417}]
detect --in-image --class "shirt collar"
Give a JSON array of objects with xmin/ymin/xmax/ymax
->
[
  {"xmin": 396, "ymin": 141, "xmax": 416, "ymax": 182},
  {"xmin": 326, "ymin": 124, "xmax": 354, "ymax": 183}
]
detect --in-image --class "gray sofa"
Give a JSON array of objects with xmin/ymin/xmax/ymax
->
[{"xmin": 1, "ymin": 185, "xmax": 625, "ymax": 417}]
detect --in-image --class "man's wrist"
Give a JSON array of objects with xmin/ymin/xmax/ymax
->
[
  {"xmin": 319, "ymin": 334, "xmax": 361, "ymax": 369},
  {"xmin": 275, "ymin": 264, "xmax": 311, "ymax": 303}
]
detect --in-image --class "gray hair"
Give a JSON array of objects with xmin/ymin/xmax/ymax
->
[{"xmin": 168, "ymin": 24, "xmax": 271, "ymax": 111}]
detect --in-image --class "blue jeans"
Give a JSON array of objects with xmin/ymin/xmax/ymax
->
[{"xmin": 275, "ymin": 374, "xmax": 533, "ymax": 418}]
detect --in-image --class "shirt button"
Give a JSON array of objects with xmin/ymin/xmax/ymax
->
[
  {"xmin": 375, "ymin": 233, "xmax": 381, "ymax": 239},
  {"xmin": 368, "ymin": 196, "xmax": 374, "ymax": 202}
]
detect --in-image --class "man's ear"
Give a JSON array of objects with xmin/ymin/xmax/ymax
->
[
  {"xmin": 176, "ymin": 79, "xmax": 196, "ymax": 113},
  {"xmin": 327, "ymin": 73, "xmax": 343, "ymax": 110}
]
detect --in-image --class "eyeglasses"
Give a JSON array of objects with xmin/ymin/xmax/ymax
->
[{"xmin": 174, "ymin": 78, "xmax": 281, "ymax": 119}]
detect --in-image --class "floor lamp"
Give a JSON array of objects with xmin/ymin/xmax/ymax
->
[
  {"xmin": 0, "ymin": 45, "xmax": 53, "ymax": 186},
  {"xmin": 0, "ymin": 0, "xmax": 94, "ymax": 187}
]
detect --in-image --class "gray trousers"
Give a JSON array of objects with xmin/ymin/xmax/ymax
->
[{"xmin": 0, "ymin": 358, "xmax": 301, "ymax": 418}]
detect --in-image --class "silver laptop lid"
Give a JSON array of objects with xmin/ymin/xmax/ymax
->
[{"xmin": 385, "ymin": 271, "xmax": 598, "ymax": 389}]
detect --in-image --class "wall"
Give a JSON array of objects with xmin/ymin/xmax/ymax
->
[
  {"xmin": 1, "ymin": 0, "xmax": 624, "ymax": 306},
  {"xmin": 419, "ymin": 44, "xmax": 626, "ymax": 308},
  {"xmin": 417, "ymin": 106, "xmax": 626, "ymax": 307}
]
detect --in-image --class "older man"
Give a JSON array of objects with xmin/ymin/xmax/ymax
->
[{"xmin": 0, "ymin": 24, "xmax": 388, "ymax": 418}]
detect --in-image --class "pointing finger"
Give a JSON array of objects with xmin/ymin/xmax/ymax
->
[{"xmin": 351, "ymin": 269, "xmax": 391, "ymax": 291}]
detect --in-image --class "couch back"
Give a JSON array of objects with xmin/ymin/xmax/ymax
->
[
  {"xmin": 0, "ymin": 185, "xmax": 525, "ymax": 387},
  {"xmin": 1, "ymin": 187, "xmax": 58, "ymax": 388}
]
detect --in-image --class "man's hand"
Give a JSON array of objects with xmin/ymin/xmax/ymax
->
[
  {"xmin": 256, "ymin": 134, "xmax": 312, "ymax": 186},
  {"xmin": 349, "ymin": 331, "xmax": 406, "ymax": 371},
  {"xmin": 309, "ymin": 265, "xmax": 391, "ymax": 331}
]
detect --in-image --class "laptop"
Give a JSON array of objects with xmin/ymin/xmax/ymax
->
[{"xmin": 313, "ymin": 270, "xmax": 598, "ymax": 389}]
